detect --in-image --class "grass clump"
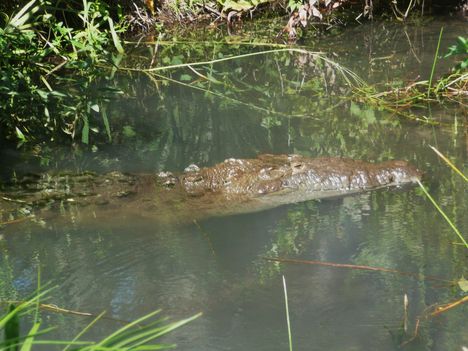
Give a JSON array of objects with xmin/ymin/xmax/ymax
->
[
  {"xmin": 354, "ymin": 34, "xmax": 467, "ymax": 122},
  {"xmin": 1, "ymin": 287, "xmax": 201, "ymax": 350}
]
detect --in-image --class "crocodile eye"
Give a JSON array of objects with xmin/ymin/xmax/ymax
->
[{"xmin": 389, "ymin": 175, "xmax": 395, "ymax": 183}]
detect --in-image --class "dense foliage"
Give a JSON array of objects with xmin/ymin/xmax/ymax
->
[{"xmin": 0, "ymin": 0, "xmax": 124, "ymax": 144}]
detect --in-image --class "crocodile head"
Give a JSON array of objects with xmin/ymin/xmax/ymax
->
[
  {"xmin": 257, "ymin": 156, "xmax": 422, "ymax": 207},
  {"xmin": 280, "ymin": 157, "xmax": 422, "ymax": 192}
]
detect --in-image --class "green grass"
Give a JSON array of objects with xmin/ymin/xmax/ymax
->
[
  {"xmin": 1, "ymin": 288, "xmax": 201, "ymax": 351},
  {"xmin": 417, "ymin": 180, "xmax": 468, "ymax": 249},
  {"xmin": 427, "ymin": 27, "xmax": 444, "ymax": 98}
]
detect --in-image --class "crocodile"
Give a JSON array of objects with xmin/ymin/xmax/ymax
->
[{"xmin": 0, "ymin": 154, "xmax": 422, "ymax": 223}]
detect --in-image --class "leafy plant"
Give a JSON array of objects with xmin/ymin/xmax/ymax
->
[
  {"xmin": 445, "ymin": 36, "xmax": 468, "ymax": 70},
  {"xmin": 0, "ymin": 0, "xmax": 125, "ymax": 145}
]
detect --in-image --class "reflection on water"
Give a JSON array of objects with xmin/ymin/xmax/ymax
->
[{"xmin": 1, "ymin": 18, "xmax": 467, "ymax": 351}]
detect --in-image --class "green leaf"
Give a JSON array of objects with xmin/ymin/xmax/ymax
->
[
  {"xmin": 458, "ymin": 276, "xmax": 468, "ymax": 292},
  {"xmin": 123, "ymin": 125, "xmax": 136, "ymax": 138},
  {"xmin": 101, "ymin": 105, "xmax": 112, "ymax": 142},
  {"xmin": 15, "ymin": 127, "xmax": 26, "ymax": 142},
  {"xmin": 35, "ymin": 89, "xmax": 49, "ymax": 100},
  {"xmin": 221, "ymin": 0, "xmax": 254, "ymax": 11},
  {"xmin": 82, "ymin": 117, "xmax": 89, "ymax": 144},
  {"xmin": 180, "ymin": 74, "xmax": 192, "ymax": 81},
  {"xmin": 170, "ymin": 56, "xmax": 183, "ymax": 65},
  {"xmin": 7, "ymin": 0, "xmax": 40, "ymax": 31},
  {"xmin": 20, "ymin": 322, "xmax": 41, "ymax": 351},
  {"xmin": 4, "ymin": 304, "xmax": 20, "ymax": 351},
  {"xmin": 107, "ymin": 17, "xmax": 124, "ymax": 54}
]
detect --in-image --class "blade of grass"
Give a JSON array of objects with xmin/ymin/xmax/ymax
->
[
  {"xmin": 7, "ymin": 0, "xmax": 39, "ymax": 30},
  {"xmin": 94, "ymin": 309, "xmax": 162, "ymax": 347},
  {"xmin": 107, "ymin": 17, "xmax": 124, "ymax": 54},
  {"xmin": 417, "ymin": 180, "xmax": 468, "ymax": 248},
  {"xmin": 20, "ymin": 322, "xmax": 41, "ymax": 351},
  {"xmin": 82, "ymin": 115, "xmax": 90, "ymax": 144},
  {"xmin": 427, "ymin": 27, "xmax": 444, "ymax": 98},
  {"xmin": 429, "ymin": 145, "xmax": 468, "ymax": 182},
  {"xmin": 4, "ymin": 304, "xmax": 20, "ymax": 351},
  {"xmin": 34, "ymin": 268, "xmax": 41, "ymax": 324},
  {"xmin": 283, "ymin": 276, "xmax": 293, "ymax": 351},
  {"xmin": 101, "ymin": 104, "xmax": 112, "ymax": 142},
  {"xmin": 0, "ymin": 325, "xmax": 56, "ymax": 350},
  {"xmin": 63, "ymin": 311, "xmax": 107, "ymax": 351},
  {"xmin": 122, "ymin": 313, "xmax": 202, "ymax": 348},
  {"xmin": 23, "ymin": 340, "xmax": 93, "ymax": 346},
  {"xmin": 0, "ymin": 289, "xmax": 51, "ymax": 329}
]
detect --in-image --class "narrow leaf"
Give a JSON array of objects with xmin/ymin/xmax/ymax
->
[
  {"xmin": 108, "ymin": 17, "xmax": 124, "ymax": 54},
  {"xmin": 101, "ymin": 105, "xmax": 112, "ymax": 142},
  {"xmin": 82, "ymin": 117, "xmax": 89, "ymax": 144},
  {"xmin": 4, "ymin": 305, "xmax": 20, "ymax": 351},
  {"xmin": 20, "ymin": 322, "xmax": 41, "ymax": 351}
]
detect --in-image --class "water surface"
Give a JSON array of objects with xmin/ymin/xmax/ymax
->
[{"xmin": 1, "ymin": 17, "xmax": 467, "ymax": 351}]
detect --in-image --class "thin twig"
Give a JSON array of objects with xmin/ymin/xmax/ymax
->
[
  {"xmin": 401, "ymin": 296, "xmax": 468, "ymax": 346},
  {"xmin": 429, "ymin": 145, "xmax": 468, "ymax": 182},
  {"xmin": 0, "ymin": 216, "xmax": 34, "ymax": 226},
  {"xmin": 264, "ymin": 257, "xmax": 453, "ymax": 283},
  {"xmin": 1, "ymin": 301, "xmax": 132, "ymax": 325},
  {"xmin": 429, "ymin": 295, "xmax": 468, "ymax": 317}
]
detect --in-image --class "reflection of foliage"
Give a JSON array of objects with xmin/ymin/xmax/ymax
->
[
  {"xmin": 254, "ymin": 184, "xmax": 467, "ymax": 348},
  {"xmin": 0, "ymin": 243, "xmax": 16, "ymax": 300}
]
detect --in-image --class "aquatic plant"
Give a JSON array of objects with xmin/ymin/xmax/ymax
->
[
  {"xmin": 445, "ymin": 36, "xmax": 468, "ymax": 71},
  {"xmin": 0, "ymin": 288, "xmax": 201, "ymax": 350},
  {"xmin": 353, "ymin": 33, "xmax": 467, "ymax": 124}
]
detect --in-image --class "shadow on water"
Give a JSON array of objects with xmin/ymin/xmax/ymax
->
[{"xmin": 0, "ymin": 18, "xmax": 467, "ymax": 351}]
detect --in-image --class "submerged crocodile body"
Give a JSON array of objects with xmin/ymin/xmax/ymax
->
[{"xmin": 0, "ymin": 154, "xmax": 422, "ymax": 222}]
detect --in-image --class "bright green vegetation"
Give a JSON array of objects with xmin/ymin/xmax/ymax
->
[
  {"xmin": 0, "ymin": 0, "xmax": 125, "ymax": 145},
  {"xmin": 1, "ymin": 287, "xmax": 200, "ymax": 350},
  {"xmin": 446, "ymin": 36, "xmax": 468, "ymax": 70}
]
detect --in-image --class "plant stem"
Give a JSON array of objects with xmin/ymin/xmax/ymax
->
[
  {"xmin": 283, "ymin": 275, "xmax": 293, "ymax": 351},
  {"xmin": 417, "ymin": 180, "xmax": 468, "ymax": 248},
  {"xmin": 429, "ymin": 145, "xmax": 468, "ymax": 182},
  {"xmin": 427, "ymin": 27, "xmax": 444, "ymax": 98}
]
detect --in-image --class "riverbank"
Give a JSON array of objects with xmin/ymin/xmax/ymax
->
[{"xmin": 0, "ymin": 0, "xmax": 466, "ymax": 148}]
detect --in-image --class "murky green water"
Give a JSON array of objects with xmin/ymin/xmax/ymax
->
[{"xmin": 1, "ymin": 18, "xmax": 467, "ymax": 350}]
